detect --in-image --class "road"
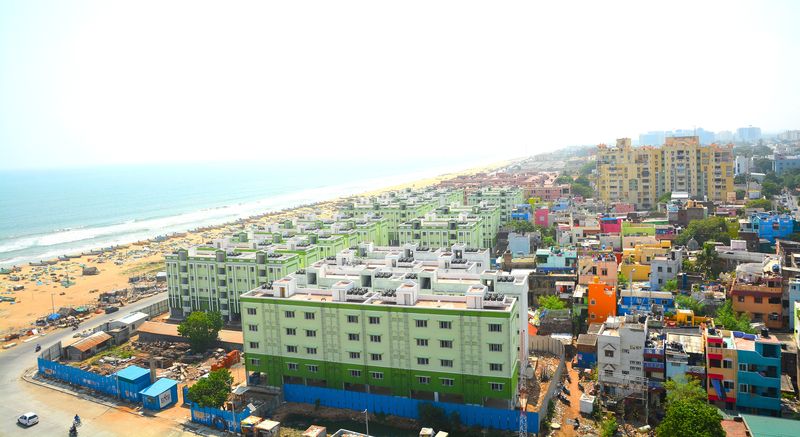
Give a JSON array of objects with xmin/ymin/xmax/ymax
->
[{"xmin": 0, "ymin": 294, "xmax": 196, "ymax": 437}]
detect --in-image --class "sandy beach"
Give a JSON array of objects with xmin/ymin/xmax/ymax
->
[{"xmin": 0, "ymin": 160, "xmax": 510, "ymax": 335}]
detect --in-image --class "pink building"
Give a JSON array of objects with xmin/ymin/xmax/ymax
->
[
  {"xmin": 599, "ymin": 217, "xmax": 622, "ymax": 234},
  {"xmin": 614, "ymin": 203, "xmax": 635, "ymax": 214},
  {"xmin": 535, "ymin": 207, "xmax": 550, "ymax": 227}
]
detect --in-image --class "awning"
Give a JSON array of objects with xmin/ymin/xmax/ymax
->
[{"xmin": 711, "ymin": 378, "xmax": 726, "ymax": 400}]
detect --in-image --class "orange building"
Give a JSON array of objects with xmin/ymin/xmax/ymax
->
[{"xmin": 588, "ymin": 277, "xmax": 617, "ymax": 323}]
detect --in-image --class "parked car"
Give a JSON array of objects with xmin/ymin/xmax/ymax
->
[
  {"xmin": 104, "ymin": 306, "xmax": 119, "ymax": 314},
  {"xmin": 17, "ymin": 412, "xmax": 39, "ymax": 427}
]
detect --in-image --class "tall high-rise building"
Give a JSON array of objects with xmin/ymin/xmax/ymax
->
[
  {"xmin": 736, "ymin": 126, "xmax": 762, "ymax": 143},
  {"xmin": 596, "ymin": 136, "xmax": 734, "ymax": 209}
]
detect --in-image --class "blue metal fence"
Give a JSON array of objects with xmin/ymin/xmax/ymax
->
[
  {"xmin": 283, "ymin": 384, "xmax": 538, "ymax": 432},
  {"xmin": 37, "ymin": 358, "xmax": 119, "ymax": 397},
  {"xmin": 189, "ymin": 403, "xmax": 252, "ymax": 433}
]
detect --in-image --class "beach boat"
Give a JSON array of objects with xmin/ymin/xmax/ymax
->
[
  {"xmin": 58, "ymin": 255, "xmax": 70, "ymax": 261},
  {"xmin": 0, "ymin": 268, "xmax": 11, "ymax": 275},
  {"xmin": 29, "ymin": 261, "xmax": 48, "ymax": 267}
]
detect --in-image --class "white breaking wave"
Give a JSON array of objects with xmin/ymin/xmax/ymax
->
[{"xmin": 0, "ymin": 160, "xmax": 482, "ymax": 266}]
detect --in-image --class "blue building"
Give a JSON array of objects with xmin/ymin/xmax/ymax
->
[
  {"xmin": 510, "ymin": 204, "xmax": 532, "ymax": 222},
  {"xmin": 140, "ymin": 378, "xmax": 179, "ymax": 410},
  {"xmin": 115, "ymin": 366, "xmax": 152, "ymax": 403},
  {"xmin": 773, "ymin": 156, "xmax": 800, "ymax": 175},
  {"xmin": 736, "ymin": 332, "xmax": 782, "ymax": 416},
  {"xmin": 746, "ymin": 213, "xmax": 796, "ymax": 244},
  {"xmin": 534, "ymin": 247, "xmax": 576, "ymax": 272},
  {"xmin": 617, "ymin": 289, "xmax": 675, "ymax": 315}
]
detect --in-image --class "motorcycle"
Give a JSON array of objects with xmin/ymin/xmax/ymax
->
[
  {"xmin": 69, "ymin": 424, "xmax": 78, "ymax": 437},
  {"xmin": 35, "ymin": 344, "xmax": 41, "ymax": 352}
]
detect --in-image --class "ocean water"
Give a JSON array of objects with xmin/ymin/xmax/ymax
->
[{"xmin": 0, "ymin": 157, "xmax": 488, "ymax": 266}]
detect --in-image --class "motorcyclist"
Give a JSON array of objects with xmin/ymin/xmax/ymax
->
[{"xmin": 74, "ymin": 414, "xmax": 81, "ymax": 425}]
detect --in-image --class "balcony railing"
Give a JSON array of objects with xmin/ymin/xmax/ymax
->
[
  {"xmin": 644, "ymin": 347, "xmax": 665, "ymax": 356},
  {"xmin": 643, "ymin": 361, "xmax": 665, "ymax": 370}
]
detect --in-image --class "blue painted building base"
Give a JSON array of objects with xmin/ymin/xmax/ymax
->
[{"xmin": 282, "ymin": 384, "xmax": 538, "ymax": 432}]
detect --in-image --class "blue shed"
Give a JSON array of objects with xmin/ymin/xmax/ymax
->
[
  {"xmin": 140, "ymin": 378, "xmax": 179, "ymax": 410},
  {"xmin": 115, "ymin": 365, "xmax": 151, "ymax": 403}
]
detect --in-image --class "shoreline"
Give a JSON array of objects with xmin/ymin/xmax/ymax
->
[{"xmin": 0, "ymin": 159, "xmax": 512, "ymax": 334}]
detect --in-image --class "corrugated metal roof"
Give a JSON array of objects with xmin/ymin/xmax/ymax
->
[
  {"xmin": 112, "ymin": 312, "xmax": 148, "ymax": 325},
  {"xmin": 68, "ymin": 331, "xmax": 112, "ymax": 352}
]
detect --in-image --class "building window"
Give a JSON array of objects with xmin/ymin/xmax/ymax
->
[
  {"xmin": 304, "ymin": 312, "xmax": 315, "ymax": 320},
  {"xmin": 250, "ymin": 358, "xmax": 260, "ymax": 366},
  {"xmin": 285, "ymin": 311, "xmax": 295, "ymax": 318},
  {"xmin": 347, "ymin": 315, "xmax": 359, "ymax": 323},
  {"xmin": 370, "ymin": 335, "xmax": 382, "ymax": 343},
  {"xmin": 440, "ymin": 340, "xmax": 453, "ymax": 348},
  {"xmin": 415, "ymin": 319, "xmax": 428, "ymax": 328},
  {"xmin": 737, "ymin": 296, "xmax": 744, "ymax": 302},
  {"xmin": 739, "ymin": 363, "xmax": 747, "ymax": 372},
  {"xmin": 246, "ymin": 308, "xmax": 257, "ymax": 315},
  {"xmin": 249, "ymin": 342, "xmax": 259, "ymax": 349},
  {"xmin": 417, "ymin": 376, "xmax": 431, "ymax": 384},
  {"xmin": 371, "ymin": 372, "xmax": 384, "ymax": 380},
  {"xmin": 417, "ymin": 357, "xmax": 429, "ymax": 365},
  {"xmin": 307, "ymin": 365, "xmax": 318, "ymax": 373},
  {"xmin": 286, "ymin": 328, "xmax": 296, "ymax": 336},
  {"xmin": 248, "ymin": 324, "xmax": 258, "ymax": 332},
  {"xmin": 369, "ymin": 316, "xmax": 381, "ymax": 324},
  {"xmin": 490, "ymin": 363, "xmax": 503, "ymax": 372},
  {"xmin": 306, "ymin": 329, "xmax": 317, "ymax": 337},
  {"xmin": 416, "ymin": 338, "xmax": 428, "ymax": 347},
  {"xmin": 754, "ymin": 297, "xmax": 763, "ymax": 304},
  {"xmin": 605, "ymin": 350, "xmax": 614, "ymax": 358},
  {"xmin": 287, "ymin": 363, "xmax": 298, "ymax": 371},
  {"xmin": 739, "ymin": 383, "xmax": 748, "ymax": 393},
  {"xmin": 350, "ymin": 370, "xmax": 362, "ymax": 378},
  {"xmin": 441, "ymin": 359, "xmax": 453, "ymax": 368},
  {"xmin": 306, "ymin": 347, "xmax": 317, "ymax": 355},
  {"xmin": 287, "ymin": 345, "xmax": 297, "ymax": 353},
  {"xmin": 441, "ymin": 378, "xmax": 454, "ymax": 387},
  {"xmin": 489, "ymin": 343, "xmax": 502, "ymax": 352},
  {"xmin": 439, "ymin": 321, "xmax": 452, "ymax": 329},
  {"xmin": 348, "ymin": 333, "xmax": 360, "ymax": 341},
  {"xmin": 349, "ymin": 352, "xmax": 361, "ymax": 359},
  {"xmin": 371, "ymin": 353, "xmax": 383, "ymax": 361},
  {"xmin": 722, "ymin": 359, "xmax": 732, "ymax": 369},
  {"xmin": 604, "ymin": 369, "xmax": 613, "ymax": 377},
  {"xmin": 723, "ymin": 380, "xmax": 734, "ymax": 390},
  {"xmin": 488, "ymin": 323, "xmax": 502, "ymax": 332},
  {"xmin": 490, "ymin": 382, "xmax": 504, "ymax": 392}
]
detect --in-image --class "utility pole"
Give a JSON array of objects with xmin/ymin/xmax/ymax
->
[
  {"xmin": 51, "ymin": 292, "xmax": 55, "ymax": 315},
  {"xmin": 363, "ymin": 408, "xmax": 369, "ymax": 436}
]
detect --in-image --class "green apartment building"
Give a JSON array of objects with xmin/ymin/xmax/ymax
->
[
  {"xmin": 397, "ymin": 218, "xmax": 483, "ymax": 249},
  {"xmin": 241, "ymin": 277, "xmax": 522, "ymax": 407},
  {"xmin": 165, "ymin": 247, "xmax": 301, "ymax": 322},
  {"xmin": 467, "ymin": 187, "xmax": 525, "ymax": 225}
]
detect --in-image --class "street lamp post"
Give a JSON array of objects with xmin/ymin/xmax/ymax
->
[{"xmin": 363, "ymin": 408, "xmax": 369, "ymax": 436}]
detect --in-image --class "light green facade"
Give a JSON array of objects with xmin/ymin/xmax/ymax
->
[
  {"xmin": 241, "ymin": 284, "xmax": 520, "ymax": 406},
  {"xmin": 165, "ymin": 248, "xmax": 301, "ymax": 322},
  {"xmin": 466, "ymin": 187, "xmax": 525, "ymax": 225},
  {"xmin": 397, "ymin": 219, "xmax": 483, "ymax": 249}
]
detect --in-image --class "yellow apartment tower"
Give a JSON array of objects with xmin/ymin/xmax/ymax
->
[{"xmin": 596, "ymin": 136, "xmax": 733, "ymax": 209}]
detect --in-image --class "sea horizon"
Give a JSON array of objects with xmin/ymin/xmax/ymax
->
[{"xmin": 0, "ymin": 156, "xmax": 501, "ymax": 267}]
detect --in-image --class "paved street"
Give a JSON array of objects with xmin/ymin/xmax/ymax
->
[{"xmin": 0, "ymin": 294, "xmax": 207, "ymax": 437}]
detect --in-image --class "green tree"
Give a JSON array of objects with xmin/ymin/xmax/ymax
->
[
  {"xmin": 617, "ymin": 271, "xmax": 628, "ymax": 288},
  {"xmin": 178, "ymin": 311, "xmax": 223, "ymax": 352},
  {"xmin": 695, "ymin": 243, "xmax": 720, "ymax": 279},
  {"xmin": 600, "ymin": 415, "xmax": 618, "ymax": 437},
  {"xmin": 663, "ymin": 279, "xmax": 678, "ymax": 292},
  {"xmin": 761, "ymin": 181, "xmax": 781, "ymax": 198},
  {"xmin": 674, "ymin": 217, "xmax": 734, "ymax": 246},
  {"xmin": 715, "ymin": 300, "xmax": 755, "ymax": 334},
  {"xmin": 733, "ymin": 174, "xmax": 746, "ymax": 184},
  {"xmin": 542, "ymin": 236, "xmax": 556, "ymax": 247},
  {"xmin": 658, "ymin": 191, "xmax": 672, "ymax": 204},
  {"xmin": 187, "ymin": 368, "xmax": 233, "ymax": 408},
  {"xmin": 571, "ymin": 182, "xmax": 594, "ymax": 198},
  {"xmin": 578, "ymin": 161, "xmax": 595, "ymax": 176},
  {"xmin": 675, "ymin": 294, "xmax": 705, "ymax": 316},
  {"xmin": 538, "ymin": 295, "xmax": 566, "ymax": 310},
  {"xmin": 509, "ymin": 220, "xmax": 536, "ymax": 233},
  {"xmin": 735, "ymin": 189, "xmax": 746, "ymax": 200},
  {"xmin": 745, "ymin": 198, "xmax": 772, "ymax": 209},
  {"xmin": 753, "ymin": 158, "xmax": 773, "ymax": 174},
  {"xmin": 664, "ymin": 375, "xmax": 707, "ymax": 405},
  {"xmin": 656, "ymin": 398, "xmax": 724, "ymax": 437}
]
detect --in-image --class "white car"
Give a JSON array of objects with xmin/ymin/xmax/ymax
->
[{"xmin": 17, "ymin": 412, "xmax": 39, "ymax": 427}]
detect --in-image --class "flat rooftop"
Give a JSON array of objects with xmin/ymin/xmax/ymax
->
[{"xmin": 242, "ymin": 287, "xmax": 515, "ymax": 313}]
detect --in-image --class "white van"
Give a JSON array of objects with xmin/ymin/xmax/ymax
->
[{"xmin": 18, "ymin": 412, "xmax": 39, "ymax": 427}]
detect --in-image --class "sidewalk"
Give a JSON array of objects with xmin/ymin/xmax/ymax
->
[{"xmin": 23, "ymin": 367, "xmax": 230, "ymax": 436}]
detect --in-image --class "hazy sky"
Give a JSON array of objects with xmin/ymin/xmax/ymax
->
[{"xmin": 1, "ymin": 1, "xmax": 798, "ymax": 169}]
